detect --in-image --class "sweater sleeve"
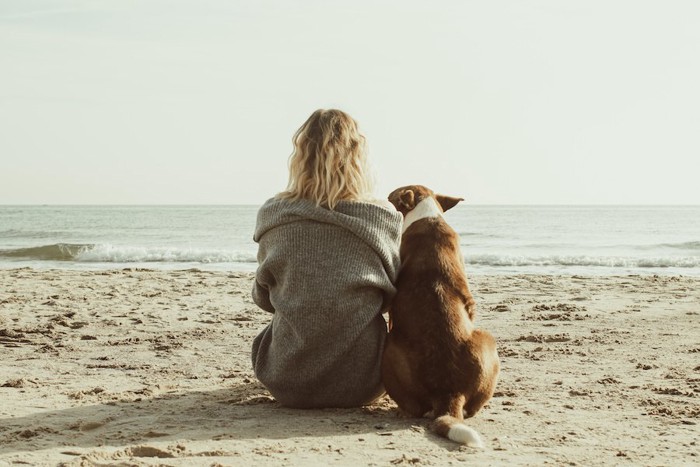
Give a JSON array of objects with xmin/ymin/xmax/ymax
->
[{"xmin": 252, "ymin": 278, "xmax": 275, "ymax": 313}]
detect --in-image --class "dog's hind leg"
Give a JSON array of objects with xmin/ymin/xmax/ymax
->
[
  {"xmin": 386, "ymin": 381, "xmax": 431, "ymax": 418},
  {"xmin": 382, "ymin": 370, "xmax": 430, "ymax": 417},
  {"xmin": 382, "ymin": 341, "xmax": 431, "ymax": 417},
  {"xmin": 464, "ymin": 389, "xmax": 494, "ymax": 419},
  {"xmin": 464, "ymin": 329, "xmax": 500, "ymax": 418}
]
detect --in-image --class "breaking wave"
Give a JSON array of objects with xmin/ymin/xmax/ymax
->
[
  {"xmin": 657, "ymin": 241, "xmax": 700, "ymax": 250},
  {"xmin": 0, "ymin": 243, "xmax": 257, "ymax": 264},
  {"xmin": 2, "ymin": 244, "xmax": 698, "ymax": 271},
  {"xmin": 466, "ymin": 254, "xmax": 700, "ymax": 269}
]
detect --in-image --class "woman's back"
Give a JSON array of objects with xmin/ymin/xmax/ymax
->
[{"xmin": 251, "ymin": 197, "xmax": 401, "ymax": 408}]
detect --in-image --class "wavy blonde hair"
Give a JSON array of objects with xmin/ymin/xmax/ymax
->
[{"xmin": 277, "ymin": 109, "xmax": 374, "ymax": 209}]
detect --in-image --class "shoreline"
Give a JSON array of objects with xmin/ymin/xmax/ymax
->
[
  {"xmin": 2, "ymin": 263, "xmax": 700, "ymax": 278},
  {"xmin": 1, "ymin": 269, "xmax": 698, "ymax": 466}
]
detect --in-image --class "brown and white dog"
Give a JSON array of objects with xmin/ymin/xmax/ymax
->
[{"xmin": 382, "ymin": 185, "xmax": 500, "ymax": 447}]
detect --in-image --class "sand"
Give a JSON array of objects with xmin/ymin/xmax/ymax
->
[{"xmin": 0, "ymin": 268, "xmax": 698, "ymax": 466}]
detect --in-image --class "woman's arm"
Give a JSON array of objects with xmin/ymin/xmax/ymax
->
[{"xmin": 252, "ymin": 278, "xmax": 275, "ymax": 313}]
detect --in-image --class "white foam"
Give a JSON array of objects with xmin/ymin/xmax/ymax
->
[
  {"xmin": 465, "ymin": 254, "xmax": 700, "ymax": 269},
  {"xmin": 75, "ymin": 244, "xmax": 256, "ymax": 264}
]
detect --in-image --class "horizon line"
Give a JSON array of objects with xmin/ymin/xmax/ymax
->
[{"xmin": 2, "ymin": 203, "xmax": 700, "ymax": 208}]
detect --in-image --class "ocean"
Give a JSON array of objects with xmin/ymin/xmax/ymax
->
[{"xmin": 1, "ymin": 205, "xmax": 699, "ymax": 276}]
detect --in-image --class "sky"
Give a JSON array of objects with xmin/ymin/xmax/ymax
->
[{"xmin": 1, "ymin": 0, "xmax": 699, "ymax": 205}]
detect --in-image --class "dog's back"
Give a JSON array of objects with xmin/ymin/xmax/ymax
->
[{"xmin": 392, "ymin": 215, "xmax": 484, "ymax": 396}]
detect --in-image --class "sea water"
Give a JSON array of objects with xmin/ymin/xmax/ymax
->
[{"xmin": 0, "ymin": 205, "xmax": 698, "ymax": 276}]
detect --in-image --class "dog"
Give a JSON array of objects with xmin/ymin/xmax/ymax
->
[{"xmin": 382, "ymin": 185, "xmax": 500, "ymax": 447}]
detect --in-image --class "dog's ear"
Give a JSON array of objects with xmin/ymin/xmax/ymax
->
[
  {"xmin": 398, "ymin": 189, "xmax": 416, "ymax": 211},
  {"xmin": 388, "ymin": 186, "xmax": 418, "ymax": 214},
  {"xmin": 435, "ymin": 194, "xmax": 464, "ymax": 212}
]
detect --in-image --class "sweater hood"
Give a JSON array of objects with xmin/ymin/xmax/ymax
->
[{"xmin": 254, "ymin": 197, "xmax": 402, "ymax": 271}]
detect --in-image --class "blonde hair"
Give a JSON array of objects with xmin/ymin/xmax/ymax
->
[{"xmin": 277, "ymin": 109, "xmax": 374, "ymax": 209}]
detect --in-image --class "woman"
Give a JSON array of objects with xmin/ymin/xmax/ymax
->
[{"xmin": 251, "ymin": 109, "xmax": 402, "ymax": 408}]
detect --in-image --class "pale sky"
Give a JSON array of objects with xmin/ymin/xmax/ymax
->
[{"xmin": 1, "ymin": 0, "xmax": 699, "ymax": 205}]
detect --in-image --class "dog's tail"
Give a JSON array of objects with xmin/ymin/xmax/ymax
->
[{"xmin": 431, "ymin": 415, "xmax": 484, "ymax": 448}]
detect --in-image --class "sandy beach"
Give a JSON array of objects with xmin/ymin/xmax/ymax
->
[{"xmin": 1, "ymin": 268, "xmax": 698, "ymax": 466}]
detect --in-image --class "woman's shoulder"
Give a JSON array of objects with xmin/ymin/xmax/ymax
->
[
  {"xmin": 255, "ymin": 196, "xmax": 402, "ymax": 238},
  {"xmin": 338, "ymin": 198, "xmax": 401, "ymax": 222},
  {"xmin": 352, "ymin": 197, "xmax": 394, "ymax": 210},
  {"xmin": 260, "ymin": 196, "xmax": 398, "ymax": 218}
]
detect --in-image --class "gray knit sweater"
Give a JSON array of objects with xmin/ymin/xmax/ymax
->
[{"xmin": 251, "ymin": 197, "xmax": 402, "ymax": 408}]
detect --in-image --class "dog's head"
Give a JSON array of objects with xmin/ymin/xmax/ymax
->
[{"xmin": 388, "ymin": 185, "xmax": 464, "ymax": 217}]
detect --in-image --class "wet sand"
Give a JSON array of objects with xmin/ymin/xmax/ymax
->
[{"xmin": 1, "ymin": 269, "xmax": 698, "ymax": 466}]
